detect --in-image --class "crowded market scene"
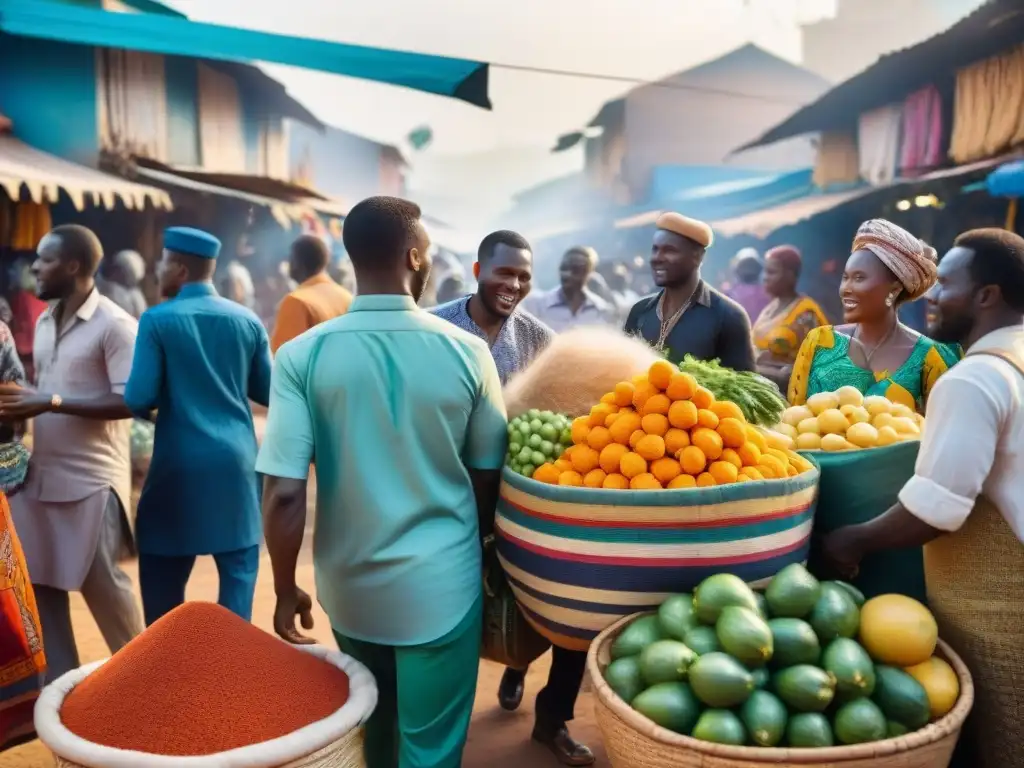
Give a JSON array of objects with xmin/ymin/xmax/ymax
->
[{"xmin": 1, "ymin": 1, "xmax": 1023, "ymax": 767}]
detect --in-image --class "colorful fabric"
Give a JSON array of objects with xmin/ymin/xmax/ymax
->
[
  {"xmin": 0, "ymin": 492, "xmax": 46, "ymax": 750},
  {"xmin": 788, "ymin": 326, "xmax": 961, "ymax": 411},
  {"xmin": 726, "ymin": 282, "xmax": 771, "ymax": 323},
  {"xmin": 269, "ymin": 272, "xmax": 352, "ymax": 354},
  {"xmin": 899, "ymin": 85, "xmax": 944, "ymax": 172},
  {"xmin": 852, "ymin": 219, "xmax": 938, "ymax": 302},
  {"xmin": 752, "ymin": 295, "xmax": 829, "ymax": 365}
]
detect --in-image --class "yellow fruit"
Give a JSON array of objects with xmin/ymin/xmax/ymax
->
[
  {"xmin": 759, "ymin": 454, "xmax": 787, "ymax": 477},
  {"xmin": 635, "ymin": 434, "xmax": 666, "ymax": 461},
  {"xmin": 904, "ymin": 657, "xmax": 960, "ymax": 719},
  {"xmin": 620, "ymin": 452, "xmax": 648, "ymax": 479},
  {"xmin": 795, "ymin": 432, "xmax": 822, "ymax": 450},
  {"xmin": 807, "ymin": 391, "xmax": 840, "ymax": 415},
  {"xmin": 667, "ymin": 474, "xmax": 696, "ymax": 489},
  {"xmin": 817, "ymin": 408, "xmax": 851, "ymax": 435},
  {"xmin": 651, "ymin": 457, "xmax": 682, "ymax": 485},
  {"xmin": 774, "ymin": 423, "xmax": 798, "ymax": 440},
  {"xmin": 678, "ymin": 445, "xmax": 707, "ymax": 475},
  {"xmin": 742, "ymin": 466, "xmax": 765, "ymax": 481},
  {"xmin": 836, "ymin": 385, "xmax": 864, "ymax": 408},
  {"xmin": 603, "ymin": 473, "xmax": 630, "ymax": 489},
  {"xmin": 570, "ymin": 417, "xmax": 591, "ymax": 445},
  {"xmin": 643, "ymin": 393, "xmax": 672, "ymax": 417},
  {"xmin": 736, "ymin": 442, "xmax": 761, "ymax": 466},
  {"xmin": 863, "ymin": 395, "xmax": 892, "ymax": 417},
  {"xmin": 784, "ymin": 450, "xmax": 814, "ymax": 474},
  {"xmin": 691, "ymin": 386, "xmax": 715, "ymax": 410},
  {"xmin": 648, "ymin": 360, "xmax": 676, "ymax": 390},
  {"xmin": 664, "ymin": 428, "xmax": 690, "ymax": 455},
  {"xmin": 710, "ymin": 400, "xmax": 746, "ymax": 422},
  {"xmin": 583, "ymin": 468, "xmax": 607, "ymax": 488},
  {"xmin": 609, "ymin": 411, "xmax": 642, "ymax": 444},
  {"xmin": 691, "ymin": 428, "xmax": 724, "ymax": 461},
  {"xmin": 641, "ymin": 413, "xmax": 669, "ymax": 437},
  {"xmin": 786, "ymin": 464, "xmax": 799, "ymax": 477},
  {"xmin": 891, "ymin": 403, "xmax": 915, "ymax": 419},
  {"xmin": 589, "ymin": 403, "xmax": 616, "ymax": 427},
  {"xmin": 876, "ymin": 425, "xmax": 900, "ymax": 447},
  {"xmin": 820, "ymin": 433, "xmax": 851, "ymax": 452},
  {"xmin": 613, "ymin": 381, "xmax": 636, "ymax": 407},
  {"xmin": 708, "ymin": 461, "xmax": 738, "ymax": 485},
  {"xmin": 846, "ymin": 421, "xmax": 879, "ymax": 449},
  {"xmin": 630, "ymin": 473, "xmax": 663, "ymax": 490},
  {"xmin": 570, "ymin": 445, "xmax": 601, "ymax": 474},
  {"xmin": 755, "ymin": 464, "xmax": 778, "ymax": 479},
  {"xmin": 668, "ymin": 399, "xmax": 699, "ymax": 430},
  {"xmin": 599, "ymin": 443, "xmax": 630, "ymax": 474},
  {"xmin": 720, "ymin": 448, "xmax": 743, "ymax": 469},
  {"xmin": 745, "ymin": 426, "xmax": 768, "ymax": 452},
  {"xmin": 859, "ymin": 594, "xmax": 938, "ymax": 667},
  {"xmin": 558, "ymin": 471, "xmax": 583, "ymax": 486},
  {"xmin": 797, "ymin": 417, "xmax": 821, "ymax": 435},
  {"xmin": 532, "ymin": 463, "xmax": 561, "ymax": 484},
  {"xmin": 665, "ymin": 372, "xmax": 698, "ymax": 401},
  {"xmin": 760, "ymin": 428, "xmax": 794, "ymax": 451},
  {"xmin": 696, "ymin": 408, "xmax": 720, "ymax": 430},
  {"xmin": 841, "ymin": 404, "xmax": 871, "ymax": 425},
  {"xmin": 696, "ymin": 472, "xmax": 716, "ymax": 487},
  {"xmin": 892, "ymin": 416, "xmax": 920, "ymax": 435},
  {"xmin": 781, "ymin": 405, "xmax": 814, "ymax": 427},
  {"xmin": 587, "ymin": 426, "xmax": 613, "ymax": 452}
]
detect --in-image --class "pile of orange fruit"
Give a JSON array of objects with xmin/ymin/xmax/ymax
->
[{"xmin": 531, "ymin": 360, "xmax": 814, "ymax": 490}]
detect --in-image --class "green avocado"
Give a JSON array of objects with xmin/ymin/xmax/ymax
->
[
  {"xmin": 716, "ymin": 606, "xmax": 774, "ymax": 667},
  {"xmin": 751, "ymin": 667, "xmax": 770, "ymax": 689},
  {"xmin": 657, "ymin": 594, "xmax": 699, "ymax": 641},
  {"xmin": 873, "ymin": 666, "xmax": 931, "ymax": 730},
  {"xmin": 683, "ymin": 625, "xmax": 721, "ymax": 656},
  {"xmin": 740, "ymin": 690, "xmax": 788, "ymax": 747},
  {"xmin": 611, "ymin": 615, "xmax": 664, "ymax": 660},
  {"xmin": 691, "ymin": 709, "xmax": 746, "ymax": 746},
  {"xmin": 769, "ymin": 618, "xmax": 822, "ymax": 667},
  {"xmin": 631, "ymin": 682, "xmax": 702, "ymax": 735},
  {"xmin": 826, "ymin": 580, "xmax": 866, "ymax": 607},
  {"xmin": 809, "ymin": 583, "xmax": 860, "ymax": 644},
  {"xmin": 822, "ymin": 638, "xmax": 876, "ymax": 700},
  {"xmin": 604, "ymin": 656, "xmax": 644, "ymax": 704},
  {"xmin": 693, "ymin": 573, "xmax": 760, "ymax": 625},
  {"xmin": 773, "ymin": 665, "xmax": 836, "ymax": 712},
  {"xmin": 639, "ymin": 640, "xmax": 698, "ymax": 686},
  {"xmin": 834, "ymin": 698, "xmax": 888, "ymax": 745},
  {"xmin": 786, "ymin": 712, "xmax": 834, "ymax": 747},
  {"xmin": 765, "ymin": 563, "xmax": 821, "ymax": 618},
  {"xmin": 688, "ymin": 652, "xmax": 755, "ymax": 708}
]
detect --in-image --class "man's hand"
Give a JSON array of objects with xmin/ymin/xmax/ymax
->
[
  {"xmin": 0, "ymin": 384, "xmax": 51, "ymax": 420},
  {"xmin": 273, "ymin": 586, "xmax": 316, "ymax": 645},
  {"xmin": 820, "ymin": 526, "xmax": 863, "ymax": 580}
]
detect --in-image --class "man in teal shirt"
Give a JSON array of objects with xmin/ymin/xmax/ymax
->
[{"xmin": 257, "ymin": 196, "xmax": 507, "ymax": 768}]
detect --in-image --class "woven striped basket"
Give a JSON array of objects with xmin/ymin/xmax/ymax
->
[
  {"xmin": 496, "ymin": 461, "xmax": 821, "ymax": 651},
  {"xmin": 34, "ymin": 644, "xmax": 376, "ymax": 768}
]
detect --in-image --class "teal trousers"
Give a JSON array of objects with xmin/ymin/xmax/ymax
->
[{"xmin": 333, "ymin": 595, "xmax": 482, "ymax": 768}]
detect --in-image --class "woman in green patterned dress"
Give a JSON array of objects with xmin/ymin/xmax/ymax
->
[{"xmin": 788, "ymin": 219, "xmax": 960, "ymax": 412}]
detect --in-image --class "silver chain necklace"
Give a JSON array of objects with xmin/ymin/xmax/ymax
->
[
  {"xmin": 657, "ymin": 285, "xmax": 698, "ymax": 348},
  {"xmin": 854, "ymin": 321, "xmax": 899, "ymax": 366}
]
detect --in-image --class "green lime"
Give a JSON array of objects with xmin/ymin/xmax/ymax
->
[
  {"xmin": 540, "ymin": 410, "xmax": 555, "ymax": 422},
  {"xmin": 517, "ymin": 448, "xmax": 533, "ymax": 463},
  {"xmin": 540, "ymin": 440, "xmax": 555, "ymax": 456},
  {"xmin": 510, "ymin": 461, "xmax": 522, "ymax": 473},
  {"xmin": 528, "ymin": 434, "xmax": 543, "ymax": 449},
  {"xmin": 531, "ymin": 451, "xmax": 546, "ymax": 466},
  {"xmin": 560, "ymin": 428, "xmax": 573, "ymax": 444},
  {"xmin": 529, "ymin": 418, "xmax": 543, "ymax": 433},
  {"xmin": 508, "ymin": 442, "xmax": 522, "ymax": 456},
  {"xmin": 520, "ymin": 464, "xmax": 535, "ymax": 477},
  {"xmin": 528, "ymin": 409, "xmax": 541, "ymax": 419},
  {"xmin": 540, "ymin": 423, "xmax": 558, "ymax": 441},
  {"xmin": 554, "ymin": 444, "xmax": 565, "ymax": 458}
]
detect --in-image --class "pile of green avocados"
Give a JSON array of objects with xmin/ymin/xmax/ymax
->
[{"xmin": 604, "ymin": 565, "xmax": 933, "ymax": 748}]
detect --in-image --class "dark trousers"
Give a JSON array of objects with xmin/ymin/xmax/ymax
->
[
  {"xmin": 535, "ymin": 646, "xmax": 588, "ymax": 724},
  {"xmin": 138, "ymin": 544, "xmax": 260, "ymax": 625}
]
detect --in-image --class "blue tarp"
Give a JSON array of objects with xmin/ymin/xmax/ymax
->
[
  {"xmin": 986, "ymin": 160, "xmax": 1024, "ymax": 198},
  {"xmin": 0, "ymin": 0, "xmax": 491, "ymax": 109}
]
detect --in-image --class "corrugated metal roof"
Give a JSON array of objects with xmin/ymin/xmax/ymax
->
[{"xmin": 0, "ymin": 134, "xmax": 172, "ymax": 210}]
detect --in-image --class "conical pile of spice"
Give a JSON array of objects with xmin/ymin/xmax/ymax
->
[{"xmin": 60, "ymin": 602, "xmax": 351, "ymax": 756}]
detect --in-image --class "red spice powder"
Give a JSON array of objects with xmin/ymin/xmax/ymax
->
[{"xmin": 61, "ymin": 602, "xmax": 351, "ymax": 756}]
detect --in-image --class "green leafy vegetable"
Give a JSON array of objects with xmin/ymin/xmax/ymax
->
[{"xmin": 678, "ymin": 355, "xmax": 786, "ymax": 427}]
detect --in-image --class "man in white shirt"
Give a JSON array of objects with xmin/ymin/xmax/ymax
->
[
  {"xmin": 522, "ymin": 247, "xmax": 613, "ymax": 332},
  {"xmin": 822, "ymin": 228, "xmax": 1024, "ymax": 768}
]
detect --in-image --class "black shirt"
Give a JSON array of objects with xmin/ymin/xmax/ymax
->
[{"xmin": 624, "ymin": 280, "xmax": 756, "ymax": 372}]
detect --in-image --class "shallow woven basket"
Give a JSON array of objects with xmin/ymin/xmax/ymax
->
[
  {"xmin": 35, "ymin": 643, "xmax": 377, "ymax": 768},
  {"xmin": 587, "ymin": 612, "xmax": 975, "ymax": 768},
  {"xmin": 496, "ymin": 461, "xmax": 821, "ymax": 651}
]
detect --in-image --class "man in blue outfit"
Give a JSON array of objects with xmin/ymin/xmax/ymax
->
[{"xmin": 125, "ymin": 227, "xmax": 272, "ymax": 625}]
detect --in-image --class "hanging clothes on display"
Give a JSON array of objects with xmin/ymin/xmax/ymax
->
[
  {"xmin": 950, "ymin": 44, "xmax": 1024, "ymax": 164},
  {"xmin": 858, "ymin": 104, "xmax": 903, "ymax": 186},
  {"xmin": 899, "ymin": 85, "xmax": 944, "ymax": 174},
  {"xmin": 813, "ymin": 132, "xmax": 861, "ymax": 188}
]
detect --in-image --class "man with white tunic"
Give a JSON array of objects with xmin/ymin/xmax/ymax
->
[
  {"xmin": 0, "ymin": 225, "xmax": 143, "ymax": 682},
  {"xmin": 822, "ymin": 228, "xmax": 1024, "ymax": 768}
]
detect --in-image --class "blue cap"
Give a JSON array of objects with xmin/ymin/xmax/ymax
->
[{"xmin": 163, "ymin": 227, "xmax": 221, "ymax": 260}]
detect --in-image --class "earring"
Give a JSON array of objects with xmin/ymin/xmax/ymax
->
[{"xmin": 886, "ymin": 294, "xmax": 896, "ymax": 307}]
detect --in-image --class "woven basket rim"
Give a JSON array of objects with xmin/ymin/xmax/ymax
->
[
  {"xmin": 501, "ymin": 454, "xmax": 820, "ymax": 504},
  {"xmin": 586, "ymin": 611, "xmax": 975, "ymax": 764},
  {"xmin": 34, "ymin": 642, "xmax": 377, "ymax": 768},
  {"xmin": 799, "ymin": 440, "xmax": 920, "ymax": 459}
]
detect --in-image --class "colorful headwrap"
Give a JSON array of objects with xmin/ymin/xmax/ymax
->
[
  {"xmin": 765, "ymin": 245, "xmax": 802, "ymax": 273},
  {"xmin": 851, "ymin": 219, "xmax": 938, "ymax": 301}
]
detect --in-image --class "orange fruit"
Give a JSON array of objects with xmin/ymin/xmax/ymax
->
[
  {"xmin": 532, "ymin": 463, "xmax": 561, "ymax": 484},
  {"xmin": 696, "ymin": 472, "xmax": 717, "ymax": 487},
  {"xmin": 599, "ymin": 443, "xmax": 630, "ymax": 475},
  {"xmin": 558, "ymin": 471, "xmax": 583, "ymax": 486},
  {"xmin": 604, "ymin": 411, "xmax": 621, "ymax": 428},
  {"xmin": 756, "ymin": 464, "xmax": 778, "ymax": 479},
  {"xmin": 737, "ymin": 441, "xmax": 762, "ymax": 467},
  {"xmin": 666, "ymin": 372, "xmax": 698, "ymax": 401},
  {"xmin": 629, "ymin": 430, "xmax": 646, "ymax": 449},
  {"xmin": 743, "ymin": 466, "xmax": 765, "ymax": 481},
  {"xmin": 678, "ymin": 445, "xmax": 707, "ymax": 475},
  {"xmin": 720, "ymin": 448, "xmax": 743, "ymax": 469},
  {"xmin": 603, "ymin": 473, "xmax": 630, "ymax": 489},
  {"xmin": 717, "ymin": 417, "xmax": 747, "ymax": 449},
  {"xmin": 632, "ymin": 373, "xmax": 649, "ymax": 387},
  {"xmin": 570, "ymin": 445, "xmax": 600, "ymax": 474},
  {"xmin": 691, "ymin": 427, "xmax": 724, "ymax": 461},
  {"xmin": 668, "ymin": 474, "xmax": 697, "ymax": 489},
  {"xmin": 651, "ymin": 457, "xmax": 682, "ymax": 485},
  {"xmin": 589, "ymin": 403, "xmax": 616, "ymax": 427},
  {"xmin": 696, "ymin": 409, "xmax": 720, "ymax": 430},
  {"xmin": 664, "ymin": 428, "xmax": 690, "ymax": 455},
  {"xmin": 613, "ymin": 381, "xmax": 635, "ymax": 407},
  {"xmin": 745, "ymin": 425, "xmax": 768, "ymax": 452},
  {"xmin": 587, "ymin": 426, "xmax": 613, "ymax": 452},
  {"xmin": 554, "ymin": 458, "xmax": 574, "ymax": 472},
  {"xmin": 583, "ymin": 468, "xmax": 608, "ymax": 488},
  {"xmin": 708, "ymin": 461, "xmax": 739, "ymax": 485},
  {"xmin": 632, "ymin": 383, "xmax": 659, "ymax": 411},
  {"xmin": 635, "ymin": 434, "xmax": 666, "ymax": 461},
  {"xmin": 630, "ymin": 473, "xmax": 663, "ymax": 490},
  {"xmin": 710, "ymin": 400, "xmax": 746, "ymax": 422},
  {"xmin": 600, "ymin": 392, "xmax": 618, "ymax": 406},
  {"xmin": 692, "ymin": 386, "xmax": 715, "ymax": 410},
  {"xmin": 609, "ymin": 411, "xmax": 642, "ymax": 444},
  {"xmin": 648, "ymin": 360, "xmax": 676, "ymax": 390},
  {"xmin": 642, "ymin": 393, "xmax": 671, "ymax": 417},
  {"xmin": 619, "ymin": 452, "xmax": 648, "ymax": 479},
  {"xmin": 736, "ymin": 473, "xmax": 752, "ymax": 482},
  {"xmin": 641, "ymin": 413, "xmax": 669, "ymax": 437},
  {"xmin": 570, "ymin": 417, "xmax": 591, "ymax": 445},
  {"xmin": 668, "ymin": 399, "xmax": 699, "ymax": 430}
]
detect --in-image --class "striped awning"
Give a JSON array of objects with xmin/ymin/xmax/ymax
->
[{"xmin": 0, "ymin": 134, "xmax": 173, "ymax": 211}]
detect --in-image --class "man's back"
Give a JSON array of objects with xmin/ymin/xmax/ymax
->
[
  {"xmin": 257, "ymin": 294, "xmax": 506, "ymax": 646},
  {"xmin": 271, "ymin": 273, "xmax": 353, "ymax": 352}
]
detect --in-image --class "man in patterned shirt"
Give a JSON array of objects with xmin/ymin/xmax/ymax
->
[{"xmin": 430, "ymin": 231, "xmax": 594, "ymax": 766}]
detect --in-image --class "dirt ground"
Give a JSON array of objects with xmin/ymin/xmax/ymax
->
[{"xmin": 5, "ymin": 458, "xmax": 609, "ymax": 767}]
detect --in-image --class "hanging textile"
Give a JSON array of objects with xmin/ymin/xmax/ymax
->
[
  {"xmin": 858, "ymin": 105, "xmax": 903, "ymax": 186},
  {"xmin": 899, "ymin": 85, "xmax": 944, "ymax": 173},
  {"xmin": 9, "ymin": 203, "xmax": 51, "ymax": 252},
  {"xmin": 813, "ymin": 131, "xmax": 861, "ymax": 188},
  {"xmin": 950, "ymin": 44, "xmax": 1024, "ymax": 164}
]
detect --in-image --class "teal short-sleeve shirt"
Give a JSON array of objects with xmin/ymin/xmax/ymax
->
[{"xmin": 256, "ymin": 294, "xmax": 507, "ymax": 646}]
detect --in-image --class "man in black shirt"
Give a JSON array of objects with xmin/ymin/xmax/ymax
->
[{"xmin": 624, "ymin": 212, "xmax": 755, "ymax": 372}]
